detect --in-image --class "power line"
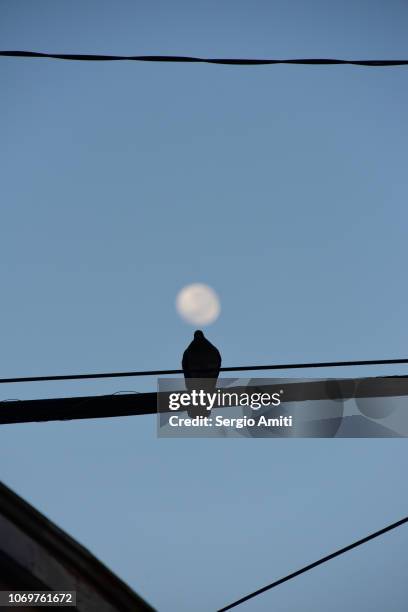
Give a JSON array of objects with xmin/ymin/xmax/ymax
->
[
  {"xmin": 217, "ymin": 514, "xmax": 408, "ymax": 611},
  {"xmin": 2, "ymin": 374, "xmax": 408, "ymax": 426},
  {"xmin": 1, "ymin": 356, "xmax": 408, "ymax": 385},
  {"xmin": 1, "ymin": 51, "xmax": 408, "ymax": 67}
]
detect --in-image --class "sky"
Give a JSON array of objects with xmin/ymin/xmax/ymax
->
[{"xmin": 0, "ymin": 0, "xmax": 408, "ymax": 610}]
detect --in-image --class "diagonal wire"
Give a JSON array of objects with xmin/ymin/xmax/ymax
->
[
  {"xmin": 217, "ymin": 515, "xmax": 408, "ymax": 611},
  {"xmin": 1, "ymin": 356, "xmax": 408, "ymax": 385}
]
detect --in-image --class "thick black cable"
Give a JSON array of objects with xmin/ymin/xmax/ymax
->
[
  {"xmin": 217, "ymin": 515, "xmax": 408, "ymax": 611},
  {"xmin": 1, "ymin": 51, "xmax": 408, "ymax": 67},
  {"xmin": 1, "ymin": 356, "xmax": 408, "ymax": 385}
]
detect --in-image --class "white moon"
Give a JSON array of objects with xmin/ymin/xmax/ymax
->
[{"xmin": 176, "ymin": 283, "xmax": 221, "ymax": 326}]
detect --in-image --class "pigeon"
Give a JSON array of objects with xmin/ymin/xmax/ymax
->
[{"xmin": 182, "ymin": 330, "xmax": 222, "ymax": 417}]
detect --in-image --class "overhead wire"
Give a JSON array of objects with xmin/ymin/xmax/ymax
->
[
  {"xmin": 217, "ymin": 514, "xmax": 408, "ymax": 611},
  {"xmin": 1, "ymin": 356, "xmax": 408, "ymax": 385},
  {"xmin": 1, "ymin": 51, "xmax": 408, "ymax": 67}
]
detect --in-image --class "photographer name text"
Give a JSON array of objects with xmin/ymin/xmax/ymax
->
[{"xmin": 168, "ymin": 415, "xmax": 293, "ymax": 429}]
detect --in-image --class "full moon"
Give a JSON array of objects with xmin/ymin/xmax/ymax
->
[{"xmin": 176, "ymin": 283, "xmax": 221, "ymax": 326}]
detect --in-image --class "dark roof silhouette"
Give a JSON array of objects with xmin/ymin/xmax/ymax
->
[{"xmin": 0, "ymin": 481, "xmax": 155, "ymax": 611}]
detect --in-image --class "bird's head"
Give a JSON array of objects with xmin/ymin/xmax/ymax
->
[{"xmin": 194, "ymin": 330, "xmax": 205, "ymax": 339}]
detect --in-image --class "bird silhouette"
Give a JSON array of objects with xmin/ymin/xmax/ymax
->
[{"xmin": 182, "ymin": 330, "xmax": 222, "ymax": 417}]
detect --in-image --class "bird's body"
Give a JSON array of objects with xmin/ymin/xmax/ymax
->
[
  {"xmin": 182, "ymin": 330, "xmax": 222, "ymax": 381},
  {"xmin": 182, "ymin": 330, "xmax": 222, "ymax": 416}
]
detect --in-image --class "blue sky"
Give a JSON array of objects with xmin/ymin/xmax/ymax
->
[{"xmin": 1, "ymin": 1, "xmax": 408, "ymax": 610}]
